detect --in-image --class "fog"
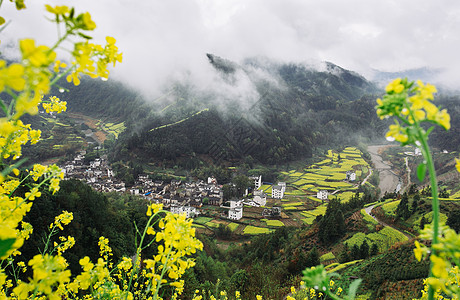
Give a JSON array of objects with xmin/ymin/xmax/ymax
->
[{"xmin": 3, "ymin": 0, "xmax": 460, "ymax": 98}]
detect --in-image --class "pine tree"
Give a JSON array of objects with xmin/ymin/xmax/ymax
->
[
  {"xmin": 370, "ymin": 243, "xmax": 379, "ymax": 256},
  {"xmin": 360, "ymin": 240, "xmax": 370, "ymax": 259},
  {"xmin": 396, "ymin": 192, "xmax": 410, "ymax": 220},
  {"xmin": 420, "ymin": 215, "xmax": 427, "ymax": 231}
]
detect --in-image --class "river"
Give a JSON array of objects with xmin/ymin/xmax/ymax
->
[{"xmin": 367, "ymin": 145, "xmax": 401, "ymax": 198}]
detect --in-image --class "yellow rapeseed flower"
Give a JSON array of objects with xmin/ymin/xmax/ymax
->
[
  {"xmin": 45, "ymin": 5, "xmax": 70, "ymax": 15},
  {"xmin": 20, "ymin": 39, "xmax": 56, "ymax": 67},
  {"xmin": 82, "ymin": 12, "xmax": 96, "ymax": 30},
  {"xmin": 414, "ymin": 240, "xmax": 423, "ymax": 262},
  {"xmin": 0, "ymin": 62, "xmax": 26, "ymax": 92},
  {"xmin": 385, "ymin": 78, "xmax": 404, "ymax": 93},
  {"xmin": 431, "ymin": 255, "xmax": 449, "ymax": 279}
]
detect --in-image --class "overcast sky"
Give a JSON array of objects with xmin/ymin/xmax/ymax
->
[{"xmin": 3, "ymin": 0, "xmax": 460, "ymax": 95}]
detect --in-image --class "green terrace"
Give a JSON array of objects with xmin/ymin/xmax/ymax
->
[{"xmin": 280, "ymin": 147, "xmax": 369, "ymax": 202}]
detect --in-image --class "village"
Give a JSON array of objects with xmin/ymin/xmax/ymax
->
[
  {"xmin": 61, "ymin": 148, "xmax": 363, "ymax": 228},
  {"xmin": 60, "ymin": 150, "xmax": 306, "ymax": 221}
]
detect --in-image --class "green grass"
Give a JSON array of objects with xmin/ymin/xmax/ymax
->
[
  {"xmin": 103, "ymin": 121, "xmax": 126, "ymax": 139},
  {"xmin": 320, "ymin": 252, "xmax": 336, "ymax": 262},
  {"xmin": 367, "ymin": 227, "xmax": 408, "ymax": 251},
  {"xmin": 243, "ymin": 226, "xmax": 272, "ymax": 235},
  {"xmin": 205, "ymin": 222, "xmax": 219, "ymax": 228},
  {"xmin": 282, "ymin": 202, "xmax": 304, "ymax": 207},
  {"xmin": 227, "ymin": 222, "xmax": 239, "ymax": 231},
  {"xmin": 192, "ymin": 224, "xmax": 206, "ymax": 229},
  {"xmin": 283, "ymin": 206, "xmax": 298, "ymax": 210},
  {"xmin": 264, "ymin": 219, "xmax": 285, "ymax": 227},
  {"xmin": 327, "ymin": 260, "xmax": 362, "ymax": 273},
  {"xmin": 307, "ymin": 196, "xmax": 323, "ymax": 203},
  {"xmin": 381, "ymin": 200, "xmax": 400, "ymax": 217},
  {"xmin": 344, "ymin": 232, "xmax": 367, "ymax": 248},
  {"xmin": 290, "ymin": 172, "xmax": 304, "ymax": 177},
  {"xmin": 344, "ymin": 227, "xmax": 408, "ymax": 252},
  {"xmin": 193, "ymin": 217, "xmax": 213, "ymax": 224},
  {"xmin": 360, "ymin": 209, "xmax": 378, "ymax": 225},
  {"xmin": 450, "ymin": 190, "xmax": 460, "ymax": 199},
  {"xmin": 334, "ymin": 191, "xmax": 359, "ymax": 203},
  {"xmin": 301, "ymin": 216, "xmax": 316, "ymax": 224}
]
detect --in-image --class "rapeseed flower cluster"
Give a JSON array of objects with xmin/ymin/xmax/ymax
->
[
  {"xmin": 42, "ymin": 96, "xmax": 67, "ymax": 114},
  {"xmin": 189, "ymin": 279, "xmax": 342, "ymax": 300},
  {"xmin": 413, "ymin": 225, "xmax": 460, "ymax": 299},
  {"xmin": 0, "ymin": 2, "xmax": 129, "ymax": 300},
  {"xmin": 376, "ymin": 79, "xmax": 460, "ymax": 300},
  {"xmin": 376, "ymin": 78, "xmax": 450, "ymax": 145}
]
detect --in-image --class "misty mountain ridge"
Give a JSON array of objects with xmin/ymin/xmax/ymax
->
[
  {"xmin": 98, "ymin": 54, "xmax": 387, "ymax": 167},
  {"xmin": 20, "ymin": 52, "xmax": 460, "ymax": 168}
]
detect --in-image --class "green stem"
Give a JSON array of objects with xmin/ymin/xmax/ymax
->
[
  {"xmin": 49, "ymin": 31, "xmax": 71, "ymax": 53},
  {"xmin": 42, "ymin": 224, "xmax": 58, "ymax": 255},
  {"xmin": 417, "ymin": 130, "xmax": 439, "ymax": 300},
  {"xmin": 0, "ymin": 98, "xmax": 9, "ymax": 116},
  {"xmin": 49, "ymin": 64, "xmax": 75, "ymax": 87},
  {"xmin": 125, "ymin": 210, "xmax": 163, "ymax": 297},
  {"xmin": 152, "ymin": 247, "xmax": 173, "ymax": 300}
]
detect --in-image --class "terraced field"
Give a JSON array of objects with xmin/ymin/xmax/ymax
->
[
  {"xmin": 343, "ymin": 226, "xmax": 408, "ymax": 252},
  {"xmin": 282, "ymin": 147, "xmax": 369, "ymax": 202}
]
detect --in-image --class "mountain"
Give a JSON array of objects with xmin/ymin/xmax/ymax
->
[
  {"xmin": 109, "ymin": 55, "xmax": 385, "ymax": 168},
  {"xmin": 370, "ymin": 67, "xmax": 442, "ymax": 88}
]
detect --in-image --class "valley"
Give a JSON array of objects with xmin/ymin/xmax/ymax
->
[{"xmin": 13, "ymin": 58, "xmax": 460, "ymax": 299}]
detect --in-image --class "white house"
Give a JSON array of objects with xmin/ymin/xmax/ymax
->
[
  {"xmin": 272, "ymin": 185, "xmax": 284, "ymax": 199},
  {"xmin": 227, "ymin": 200, "xmax": 243, "ymax": 220},
  {"xmin": 346, "ymin": 171, "xmax": 356, "ymax": 181},
  {"xmin": 90, "ymin": 159, "xmax": 101, "ymax": 168},
  {"xmin": 250, "ymin": 175, "xmax": 262, "ymax": 190},
  {"xmin": 129, "ymin": 188, "xmax": 139, "ymax": 195},
  {"xmin": 170, "ymin": 205, "xmax": 198, "ymax": 218},
  {"xmin": 207, "ymin": 176, "xmax": 217, "ymax": 185},
  {"xmin": 253, "ymin": 189, "xmax": 267, "ymax": 206},
  {"xmin": 317, "ymin": 190, "xmax": 329, "ymax": 201}
]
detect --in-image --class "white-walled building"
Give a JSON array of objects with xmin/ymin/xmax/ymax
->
[
  {"xmin": 227, "ymin": 200, "xmax": 243, "ymax": 220},
  {"xmin": 170, "ymin": 205, "xmax": 199, "ymax": 218},
  {"xmin": 317, "ymin": 190, "xmax": 329, "ymax": 201},
  {"xmin": 253, "ymin": 189, "xmax": 267, "ymax": 206},
  {"xmin": 272, "ymin": 185, "xmax": 284, "ymax": 199},
  {"xmin": 250, "ymin": 175, "xmax": 262, "ymax": 190},
  {"xmin": 346, "ymin": 171, "xmax": 356, "ymax": 181}
]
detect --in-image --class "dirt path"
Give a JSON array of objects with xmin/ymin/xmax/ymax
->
[
  {"xmin": 367, "ymin": 145, "xmax": 401, "ymax": 198},
  {"xmin": 364, "ymin": 204, "xmax": 413, "ymax": 239}
]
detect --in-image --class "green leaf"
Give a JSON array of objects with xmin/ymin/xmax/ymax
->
[
  {"xmin": 0, "ymin": 238, "xmax": 16, "ymax": 258},
  {"xmin": 346, "ymin": 278, "xmax": 362, "ymax": 300},
  {"xmin": 417, "ymin": 163, "xmax": 426, "ymax": 182},
  {"xmin": 78, "ymin": 32, "xmax": 93, "ymax": 40},
  {"xmin": 426, "ymin": 126, "xmax": 435, "ymax": 136},
  {"xmin": 0, "ymin": 17, "xmax": 5, "ymax": 26}
]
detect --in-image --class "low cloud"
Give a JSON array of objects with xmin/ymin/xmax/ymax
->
[{"xmin": 3, "ymin": 0, "xmax": 460, "ymax": 97}]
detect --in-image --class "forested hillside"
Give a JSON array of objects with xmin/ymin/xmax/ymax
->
[
  {"xmin": 108, "ymin": 56, "xmax": 387, "ymax": 167},
  {"xmin": 19, "ymin": 55, "xmax": 460, "ymax": 170}
]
